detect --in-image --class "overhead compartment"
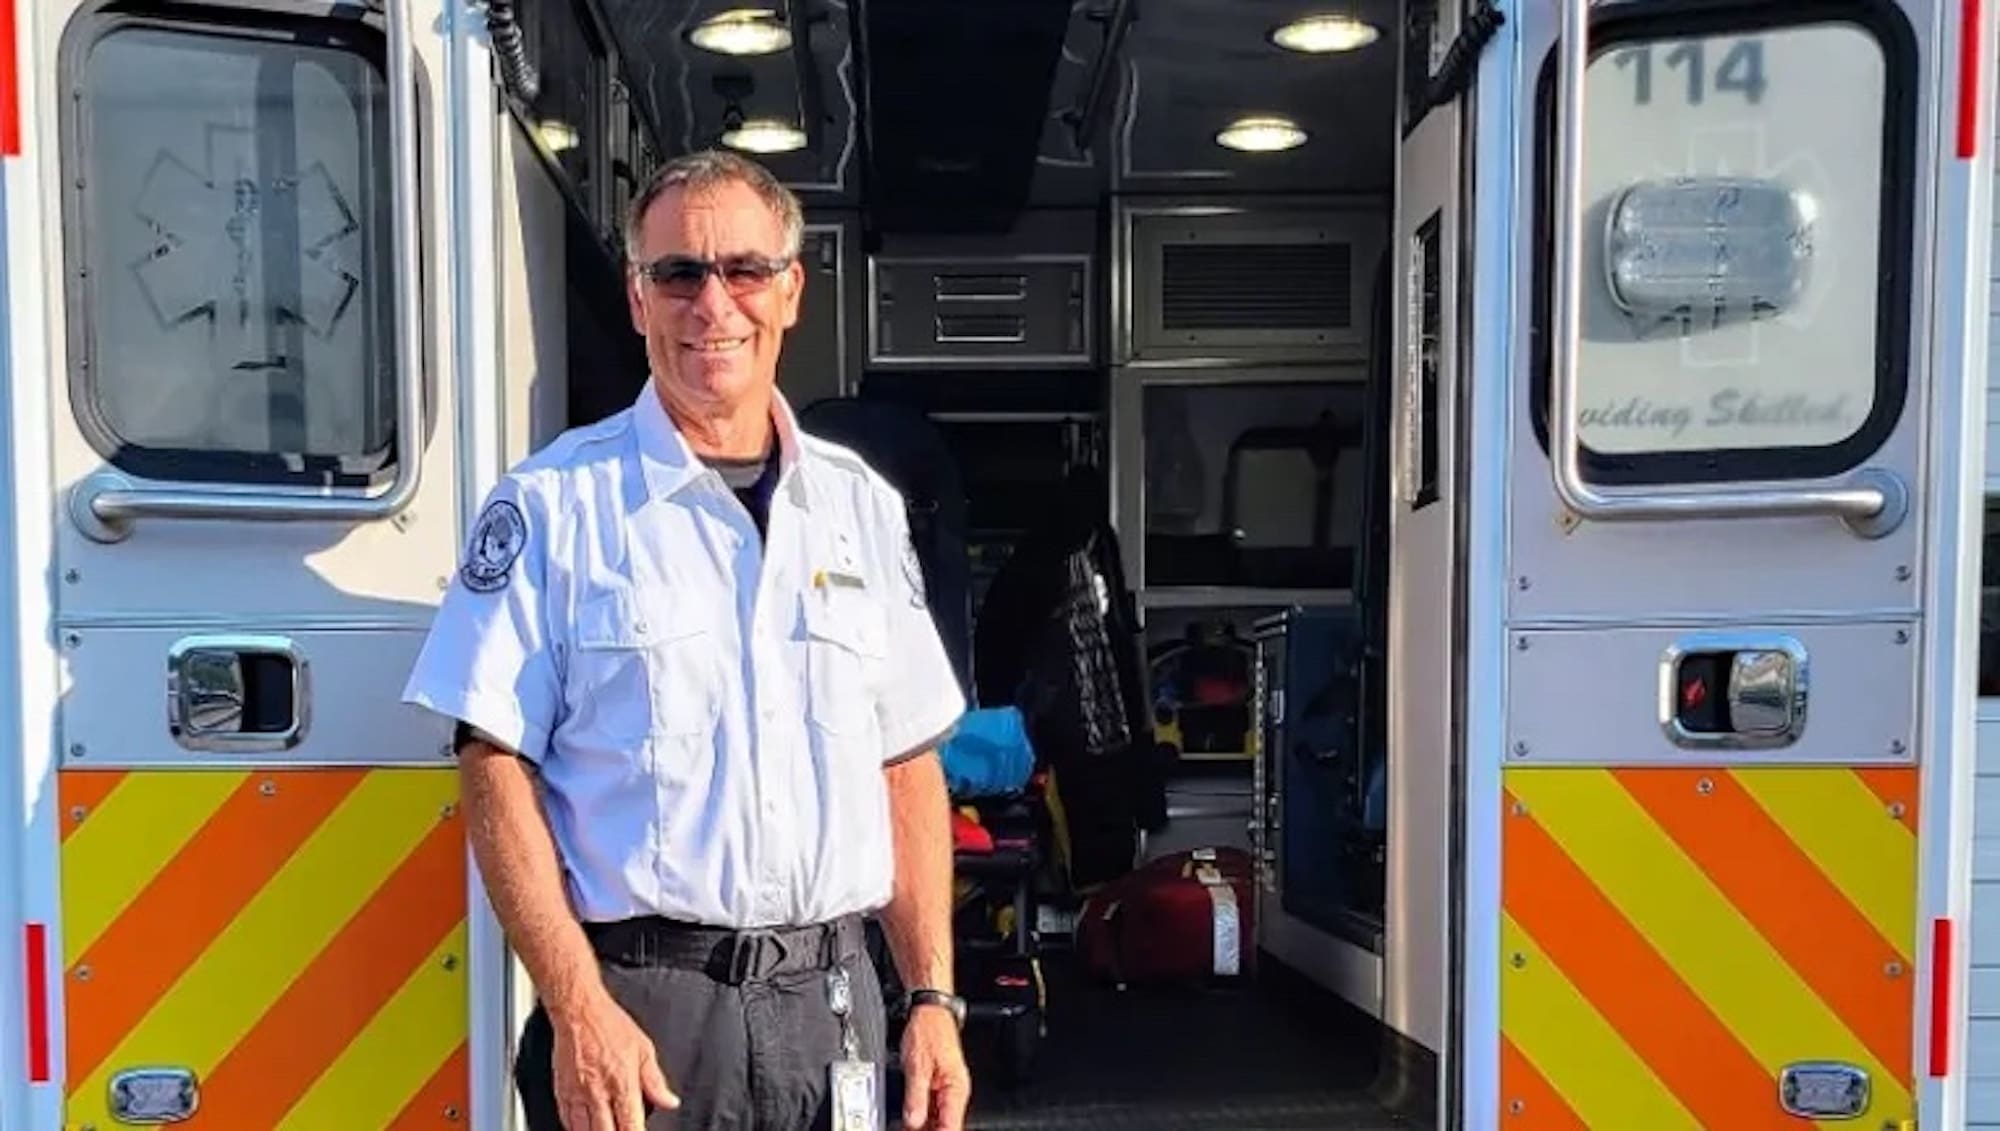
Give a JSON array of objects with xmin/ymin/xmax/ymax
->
[
  {"xmin": 867, "ymin": 255, "xmax": 1093, "ymax": 369},
  {"xmin": 1118, "ymin": 204, "xmax": 1386, "ymax": 366}
]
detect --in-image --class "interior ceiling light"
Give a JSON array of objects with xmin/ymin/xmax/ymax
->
[
  {"xmin": 687, "ymin": 8, "xmax": 793, "ymax": 56},
  {"xmin": 1270, "ymin": 14, "xmax": 1381, "ymax": 53},
  {"xmin": 1216, "ymin": 116, "xmax": 1308, "ymax": 153},
  {"xmin": 722, "ymin": 118, "xmax": 807, "ymax": 154}
]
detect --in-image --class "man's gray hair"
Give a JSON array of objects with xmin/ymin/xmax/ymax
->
[{"xmin": 623, "ymin": 149, "xmax": 805, "ymax": 262}]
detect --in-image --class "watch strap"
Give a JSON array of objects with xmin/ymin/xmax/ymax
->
[{"xmin": 906, "ymin": 988, "xmax": 965, "ymax": 1027}]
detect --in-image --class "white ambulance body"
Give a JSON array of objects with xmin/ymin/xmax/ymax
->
[{"xmin": 0, "ymin": 0, "xmax": 1991, "ymax": 1127}]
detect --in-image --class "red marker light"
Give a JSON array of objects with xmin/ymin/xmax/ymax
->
[{"xmin": 1682, "ymin": 675, "xmax": 1708, "ymax": 711}]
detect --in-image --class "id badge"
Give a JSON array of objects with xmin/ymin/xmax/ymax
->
[{"xmin": 829, "ymin": 1057, "xmax": 879, "ymax": 1131}]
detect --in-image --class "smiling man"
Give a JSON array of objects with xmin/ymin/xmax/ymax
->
[{"xmin": 402, "ymin": 150, "xmax": 969, "ymax": 1131}]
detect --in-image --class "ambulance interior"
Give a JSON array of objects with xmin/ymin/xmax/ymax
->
[{"xmin": 508, "ymin": 0, "xmax": 1435, "ymax": 1124}]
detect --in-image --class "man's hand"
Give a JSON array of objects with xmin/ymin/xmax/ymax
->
[
  {"xmin": 899, "ymin": 1004, "xmax": 970, "ymax": 1130},
  {"xmin": 550, "ymin": 993, "xmax": 679, "ymax": 1131}
]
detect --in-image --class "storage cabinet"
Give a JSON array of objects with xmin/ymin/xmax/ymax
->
[
  {"xmin": 777, "ymin": 224, "xmax": 855, "ymax": 410},
  {"xmin": 1113, "ymin": 367, "xmax": 1369, "ymax": 606},
  {"xmin": 1253, "ymin": 607, "xmax": 1383, "ymax": 951},
  {"xmin": 868, "ymin": 256, "xmax": 1092, "ymax": 369}
]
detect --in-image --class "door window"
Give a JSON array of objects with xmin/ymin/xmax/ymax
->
[
  {"xmin": 1531, "ymin": 3, "xmax": 1917, "ymax": 485},
  {"xmin": 62, "ymin": 14, "xmax": 399, "ymax": 488}
]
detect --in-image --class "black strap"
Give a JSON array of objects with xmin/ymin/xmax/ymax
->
[{"xmin": 581, "ymin": 915, "xmax": 863, "ymax": 985}]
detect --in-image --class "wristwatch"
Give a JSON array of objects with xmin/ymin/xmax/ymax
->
[{"xmin": 906, "ymin": 988, "xmax": 967, "ymax": 1029}]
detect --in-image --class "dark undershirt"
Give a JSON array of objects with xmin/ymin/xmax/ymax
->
[{"xmin": 704, "ymin": 442, "xmax": 779, "ymax": 540}]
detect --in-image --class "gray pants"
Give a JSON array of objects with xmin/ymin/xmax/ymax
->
[{"xmin": 515, "ymin": 915, "xmax": 891, "ymax": 1130}]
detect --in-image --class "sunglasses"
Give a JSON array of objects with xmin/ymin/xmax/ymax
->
[{"xmin": 636, "ymin": 253, "xmax": 792, "ymax": 299}]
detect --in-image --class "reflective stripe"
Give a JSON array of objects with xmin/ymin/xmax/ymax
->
[
  {"xmin": 1501, "ymin": 766, "xmax": 1918, "ymax": 1128},
  {"xmin": 58, "ymin": 768, "xmax": 469, "ymax": 1127},
  {"xmin": 1202, "ymin": 873, "xmax": 1241, "ymax": 977}
]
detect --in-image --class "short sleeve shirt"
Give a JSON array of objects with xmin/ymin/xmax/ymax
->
[{"xmin": 401, "ymin": 385, "xmax": 966, "ymax": 928}]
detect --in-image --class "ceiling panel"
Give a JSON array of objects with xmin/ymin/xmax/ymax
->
[{"xmin": 592, "ymin": 0, "xmax": 1404, "ymax": 216}]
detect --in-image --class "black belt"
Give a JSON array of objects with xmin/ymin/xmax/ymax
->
[{"xmin": 582, "ymin": 914, "xmax": 865, "ymax": 986}]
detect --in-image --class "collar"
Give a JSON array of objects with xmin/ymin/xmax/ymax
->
[{"xmin": 633, "ymin": 379, "xmax": 810, "ymax": 507}]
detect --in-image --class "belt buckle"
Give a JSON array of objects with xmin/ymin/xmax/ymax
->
[
  {"xmin": 726, "ymin": 933, "xmax": 759, "ymax": 984},
  {"xmin": 725, "ymin": 929, "xmax": 792, "ymax": 983}
]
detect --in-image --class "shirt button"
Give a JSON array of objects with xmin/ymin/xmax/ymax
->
[{"xmin": 634, "ymin": 621, "xmax": 648, "ymax": 635}]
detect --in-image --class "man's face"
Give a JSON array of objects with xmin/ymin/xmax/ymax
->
[{"xmin": 625, "ymin": 179, "xmax": 803, "ymax": 413}]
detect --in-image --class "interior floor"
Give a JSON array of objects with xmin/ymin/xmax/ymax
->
[{"xmin": 952, "ymin": 957, "xmax": 1411, "ymax": 1131}]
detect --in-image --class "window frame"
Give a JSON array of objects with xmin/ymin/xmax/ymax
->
[
  {"xmin": 1524, "ymin": 0, "xmax": 1920, "ymax": 487},
  {"xmin": 56, "ymin": 0, "xmax": 405, "ymax": 491}
]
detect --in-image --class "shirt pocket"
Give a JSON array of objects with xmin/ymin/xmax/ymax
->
[
  {"xmin": 569, "ymin": 589, "xmax": 719, "ymax": 741},
  {"xmin": 802, "ymin": 588, "xmax": 887, "ymax": 738}
]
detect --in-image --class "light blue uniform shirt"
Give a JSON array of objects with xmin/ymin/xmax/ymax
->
[{"xmin": 402, "ymin": 384, "xmax": 966, "ymax": 928}]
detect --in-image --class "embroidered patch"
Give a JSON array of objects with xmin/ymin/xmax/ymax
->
[
  {"xmin": 901, "ymin": 536, "xmax": 927, "ymax": 609},
  {"xmin": 460, "ymin": 499, "xmax": 527, "ymax": 593}
]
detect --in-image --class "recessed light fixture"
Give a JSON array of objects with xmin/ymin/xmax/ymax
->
[
  {"xmin": 1216, "ymin": 115, "xmax": 1308, "ymax": 153},
  {"xmin": 687, "ymin": 8, "xmax": 793, "ymax": 57},
  {"xmin": 1269, "ymin": 14, "xmax": 1381, "ymax": 53},
  {"xmin": 722, "ymin": 118, "xmax": 808, "ymax": 154}
]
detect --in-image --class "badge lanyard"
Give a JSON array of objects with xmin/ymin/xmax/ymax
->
[{"xmin": 825, "ymin": 967, "xmax": 878, "ymax": 1130}]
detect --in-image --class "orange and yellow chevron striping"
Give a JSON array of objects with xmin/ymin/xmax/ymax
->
[
  {"xmin": 57, "ymin": 767, "xmax": 469, "ymax": 1130},
  {"xmin": 1500, "ymin": 765, "xmax": 1918, "ymax": 1130}
]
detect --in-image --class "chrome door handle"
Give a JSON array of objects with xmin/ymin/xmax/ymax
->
[{"xmin": 167, "ymin": 634, "xmax": 311, "ymax": 753}]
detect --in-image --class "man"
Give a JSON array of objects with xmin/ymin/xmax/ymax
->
[{"xmin": 402, "ymin": 149, "xmax": 971, "ymax": 1131}]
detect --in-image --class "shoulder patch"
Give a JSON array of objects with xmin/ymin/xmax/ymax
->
[{"xmin": 461, "ymin": 499, "xmax": 528, "ymax": 593}]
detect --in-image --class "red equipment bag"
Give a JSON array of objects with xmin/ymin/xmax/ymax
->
[{"xmin": 1076, "ymin": 846, "xmax": 1257, "ymax": 986}]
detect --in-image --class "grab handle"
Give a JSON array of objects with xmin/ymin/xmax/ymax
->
[{"xmin": 1546, "ymin": 0, "xmax": 1904, "ymax": 538}]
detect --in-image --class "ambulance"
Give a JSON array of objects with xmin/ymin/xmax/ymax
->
[{"xmin": 0, "ymin": 0, "xmax": 1992, "ymax": 1126}]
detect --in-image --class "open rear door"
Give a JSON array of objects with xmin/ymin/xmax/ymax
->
[
  {"xmin": 13, "ymin": 0, "xmax": 478, "ymax": 1125},
  {"xmin": 1476, "ymin": 0, "xmax": 1994, "ymax": 1126},
  {"xmin": 1387, "ymin": 0, "xmax": 1474, "ymax": 1104}
]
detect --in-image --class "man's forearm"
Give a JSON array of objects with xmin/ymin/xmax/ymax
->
[
  {"xmin": 460, "ymin": 742, "xmax": 608, "ymax": 1021},
  {"xmin": 881, "ymin": 751, "xmax": 955, "ymax": 994}
]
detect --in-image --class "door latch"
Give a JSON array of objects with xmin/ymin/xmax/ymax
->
[
  {"xmin": 167, "ymin": 634, "xmax": 310, "ymax": 753},
  {"xmin": 1661, "ymin": 634, "xmax": 1807, "ymax": 749}
]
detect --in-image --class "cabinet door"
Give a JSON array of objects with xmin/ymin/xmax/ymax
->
[{"xmin": 777, "ymin": 224, "xmax": 851, "ymax": 410}]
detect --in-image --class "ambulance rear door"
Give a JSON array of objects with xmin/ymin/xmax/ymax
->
[
  {"xmin": 1476, "ymin": 0, "xmax": 1994, "ymax": 1126},
  {"xmin": 12, "ymin": 0, "xmax": 479, "ymax": 1125}
]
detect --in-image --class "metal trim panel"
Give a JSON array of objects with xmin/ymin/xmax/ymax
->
[
  {"xmin": 1507, "ymin": 621, "xmax": 1918, "ymax": 767},
  {"xmin": 60, "ymin": 626, "xmax": 448, "ymax": 770}
]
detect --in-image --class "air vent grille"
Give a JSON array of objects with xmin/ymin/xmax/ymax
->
[{"xmin": 1160, "ymin": 243, "xmax": 1353, "ymax": 331}]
